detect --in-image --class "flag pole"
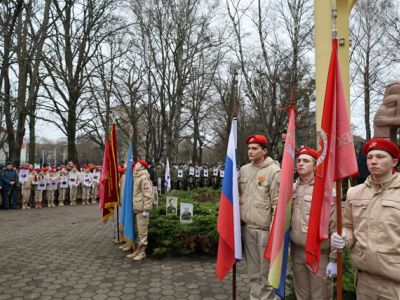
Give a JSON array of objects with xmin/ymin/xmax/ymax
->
[
  {"xmin": 336, "ymin": 180, "xmax": 343, "ymax": 300},
  {"xmin": 331, "ymin": 2, "xmax": 342, "ymax": 299},
  {"xmin": 113, "ymin": 122, "xmax": 120, "ymax": 244},
  {"xmin": 231, "ymin": 68, "xmax": 238, "ymax": 300},
  {"xmin": 116, "ymin": 130, "xmax": 120, "ymax": 244},
  {"xmin": 233, "ymin": 263, "xmax": 237, "ymax": 300},
  {"xmin": 117, "ymin": 203, "xmax": 120, "ymax": 243}
]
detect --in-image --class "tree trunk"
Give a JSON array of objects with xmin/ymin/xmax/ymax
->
[
  {"xmin": 364, "ymin": 72, "xmax": 371, "ymax": 139},
  {"xmin": 29, "ymin": 114, "xmax": 36, "ymax": 165},
  {"xmin": 67, "ymin": 107, "xmax": 79, "ymax": 163},
  {"xmin": 364, "ymin": 48, "xmax": 371, "ymax": 140}
]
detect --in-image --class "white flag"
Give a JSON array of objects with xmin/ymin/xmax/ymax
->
[{"xmin": 164, "ymin": 159, "xmax": 171, "ymax": 192}]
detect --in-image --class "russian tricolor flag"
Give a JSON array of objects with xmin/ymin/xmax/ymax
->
[{"xmin": 216, "ymin": 118, "xmax": 242, "ymax": 281}]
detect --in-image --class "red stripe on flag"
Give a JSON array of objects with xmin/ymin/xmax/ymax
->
[{"xmin": 216, "ymin": 193, "xmax": 235, "ymax": 280}]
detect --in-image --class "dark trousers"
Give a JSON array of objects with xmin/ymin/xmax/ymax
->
[{"xmin": 2, "ymin": 186, "xmax": 18, "ymax": 209}]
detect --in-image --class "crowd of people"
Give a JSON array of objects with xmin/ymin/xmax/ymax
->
[
  {"xmin": 149, "ymin": 162, "xmax": 225, "ymax": 194},
  {"xmin": 0, "ymin": 161, "xmax": 104, "ymax": 210},
  {"xmin": 0, "ymin": 159, "xmax": 227, "ymax": 210}
]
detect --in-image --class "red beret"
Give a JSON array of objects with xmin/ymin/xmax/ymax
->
[
  {"xmin": 49, "ymin": 169, "xmax": 56, "ymax": 173},
  {"xmin": 20, "ymin": 166, "xmax": 28, "ymax": 170},
  {"xmin": 118, "ymin": 167, "xmax": 126, "ymax": 174},
  {"xmin": 246, "ymin": 135, "xmax": 269, "ymax": 145},
  {"xmin": 363, "ymin": 138, "xmax": 400, "ymax": 158},
  {"xmin": 137, "ymin": 160, "xmax": 148, "ymax": 169},
  {"xmin": 93, "ymin": 166, "xmax": 99, "ymax": 171},
  {"xmin": 297, "ymin": 147, "xmax": 319, "ymax": 160}
]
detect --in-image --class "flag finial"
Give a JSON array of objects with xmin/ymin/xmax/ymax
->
[{"xmin": 332, "ymin": 0, "xmax": 338, "ymax": 39}]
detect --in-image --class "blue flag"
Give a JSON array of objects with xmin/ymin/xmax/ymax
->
[{"xmin": 121, "ymin": 142, "xmax": 136, "ymax": 246}]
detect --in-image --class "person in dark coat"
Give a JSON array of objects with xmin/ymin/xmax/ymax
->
[{"xmin": 2, "ymin": 162, "xmax": 19, "ymax": 209}]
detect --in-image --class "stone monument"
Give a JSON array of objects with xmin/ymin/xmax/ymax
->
[{"xmin": 373, "ymin": 81, "xmax": 400, "ymax": 140}]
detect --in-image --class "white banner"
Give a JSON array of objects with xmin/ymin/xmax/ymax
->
[{"xmin": 19, "ymin": 169, "xmax": 29, "ymax": 183}]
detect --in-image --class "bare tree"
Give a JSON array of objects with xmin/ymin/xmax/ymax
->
[
  {"xmin": 41, "ymin": 0, "xmax": 122, "ymax": 163},
  {"xmin": 350, "ymin": 0, "xmax": 397, "ymax": 139},
  {"xmin": 130, "ymin": 0, "xmax": 223, "ymax": 162},
  {"xmin": 386, "ymin": 3, "xmax": 400, "ymax": 63},
  {"xmin": 0, "ymin": 0, "xmax": 24, "ymax": 163},
  {"xmin": 84, "ymin": 34, "xmax": 130, "ymax": 147},
  {"xmin": 225, "ymin": 0, "xmax": 315, "ymax": 153}
]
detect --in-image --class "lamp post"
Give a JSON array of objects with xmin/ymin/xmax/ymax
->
[{"xmin": 41, "ymin": 150, "xmax": 47, "ymax": 167}]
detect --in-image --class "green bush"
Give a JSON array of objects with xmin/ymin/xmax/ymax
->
[
  {"xmin": 341, "ymin": 250, "xmax": 356, "ymax": 299},
  {"xmin": 148, "ymin": 188, "xmax": 220, "ymax": 257}
]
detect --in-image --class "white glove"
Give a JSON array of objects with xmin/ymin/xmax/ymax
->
[
  {"xmin": 325, "ymin": 262, "xmax": 337, "ymax": 278},
  {"xmin": 142, "ymin": 211, "xmax": 149, "ymax": 217},
  {"xmin": 330, "ymin": 232, "xmax": 346, "ymax": 249}
]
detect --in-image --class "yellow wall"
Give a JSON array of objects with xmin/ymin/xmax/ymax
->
[{"xmin": 315, "ymin": 0, "xmax": 357, "ymax": 131}]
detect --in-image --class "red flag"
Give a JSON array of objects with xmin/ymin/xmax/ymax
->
[
  {"xmin": 98, "ymin": 124, "xmax": 120, "ymax": 223},
  {"xmin": 109, "ymin": 123, "xmax": 120, "ymax": 204},
  {"xmin": 264, "ymin": 106, "xmax": 295, "ymax": 297},
  {"xmin": 305, "ymin": 39, "xmax": 358, "ymax": 273}
]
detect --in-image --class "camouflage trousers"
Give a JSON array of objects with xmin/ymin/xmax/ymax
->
[
  {"xmin": 135, "ymin": 213, "xmax": 149, "ymax": 247},
  {"xmin": 22, "ymin": 188, "xmax": 31, "ymax": 207},
  {"xmin": 82, "ymin": 186, "xmax": 91, "ymax": 200}
]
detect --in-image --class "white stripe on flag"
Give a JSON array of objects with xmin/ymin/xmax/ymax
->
[{"xmin": 229, "ymin": 119, "xmax": 242, "ymax": 260}]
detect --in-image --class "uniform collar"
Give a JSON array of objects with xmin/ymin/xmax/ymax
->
[
  {"xmin": 135, "ymin": 169, "xmax": 149, "ymax": 177},
  {"xmin": 251, "ymin": 156, "xmax": 277, "ymax": 169},
  {"xmin": 297, "ymin": 176, "xmax": 314, "ymax": 186},
  {"xmin": 365, "ymin": 173, "xmax": 400, "ymax": 190}
]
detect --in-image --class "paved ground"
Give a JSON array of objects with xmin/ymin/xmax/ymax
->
[{"xmin": 0, "ymin": 205, "xmax": 250, "ymax": 299}]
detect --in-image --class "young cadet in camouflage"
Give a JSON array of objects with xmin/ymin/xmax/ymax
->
[
  {"xmin": 20, "ymin": 167, "xmax": 34, "ymax": 209},
  {"xmin": 58, "ymin": 168, "xmax": 69, "ymax": 207},
  {"xmin": 131, "ymin": 160, "xmax": 154, "ymax": 261},
  {"xmin": 176, "ymin": 163, "xmax": 186, "ymax": 190},
  {"xmin": 171, "ymin": 163, "xmax": 178, "ymax": 190},
  {"xmin": 46, "ymin": 169, "xmax": 58, "ymax": 207},
  {"xmin": 154, "ymin": 163, "xmax": 164, "ymax": 195},
  {"xmin": 331, "ymin": 138, "xmax": 400, "ymax": 300},
  {"xmin": 201, "ymin": 163, "xmax": 210, "ymax": 187},
  {"xmin": 239, "ymin": 134, "xmax": 280, "ymax": 300},
  {"xmin": 273, "ymin": 130, "xmax": 287, "ymax": 164},
  {"xmin": 188, "ymin": 164, "xmax": 195, "ymax": 190},
  {"xmin": 211, "ymin": 164, "xmax": 219, "ymax": 189},
  {"xmin": 194, "ymin": 164, "xmax": 201, "ymax": 188},
  {"xmin": 33, "ymin": 169, "xmax": 46, "ymax": 208},
  {"xmin": 81, "ymin": 165, "xmax": 92, "ymax": 205},
  {"xmin": 68, "ymin": 165, "xmax": 80, "ymax": 206},
  {"xmin": 291, "ymin": 147, "xmax": 337, "ymax": 300},
  {"xmin": 91, "ymin": 166, "xmax": 100, "ymax": 204}
]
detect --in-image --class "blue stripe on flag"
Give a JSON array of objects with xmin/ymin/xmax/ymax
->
[
  {"xmin": 222, "ymin": 155, "xmax": 234, "ymax": 204},
  {"xmin": 122, "ymin": 142, "xmax": 135, "ymax": 245},
  {"xmin": 276, "ymin": 230, "xmax": 290, "ymax": 299}
]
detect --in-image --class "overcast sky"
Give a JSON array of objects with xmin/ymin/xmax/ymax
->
[{"xmin": 32, "ymin": 0, "xmax": 400, "ymax": 143}]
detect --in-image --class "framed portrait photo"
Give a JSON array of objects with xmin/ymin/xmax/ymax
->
[
  {"xmin": 180, "ymin": 203, "xmax": 193, "ymax": 224},
  {"xmin": 166, "ymin": 196, "xmax": 178, "ymax": 215}
]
